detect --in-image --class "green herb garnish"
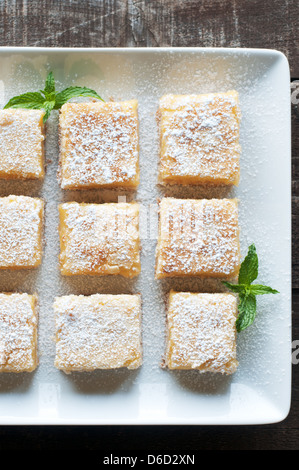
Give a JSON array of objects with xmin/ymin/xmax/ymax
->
[
  {"xmin": 4, "ymin": 71, "xmax": 104, "ymax": 122},
  {"xmin": 223, "ymin": 244, "xmax": 279, "ymax": 332}
]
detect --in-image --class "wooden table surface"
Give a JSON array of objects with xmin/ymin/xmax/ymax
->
[{"xmin": 0, "ymin": 0, "xmax": 298, "ymax": 451}]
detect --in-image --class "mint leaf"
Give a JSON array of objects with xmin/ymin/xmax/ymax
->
[
  {"xmin": 222, "ymin": 281, "xmax": 246, "ymax": 295},
  {"xmin": 238, "ymin": 244, "xmax": 258, "ymax": 285},
  {"xmin": 43, "ymin": 71, "xmax": 55, "ymax": 97},
  {"xmin": 236, "ymin": 293, "xmax": 257, "ymax": 332},
  {"xmin": 54, "ymin": 86, "xmax": 104, "ymax": 109},
  {"xmin": 222, "ymin": 244, "xmax": 278, "ymax": 332},
  {"xmin": 249, "ymin": 284, "xmax": 279, "ymax": 295},
  {"xmin": 3, "ymin": 91, "xmax": 46, "ymax": 110},
  {"xmin": 3, "ymin": 72, "xmax": 104, "ymax": 122},
  {"xmin": 43, "ymin": 100, "xmax": 56, "ymax": 122}
]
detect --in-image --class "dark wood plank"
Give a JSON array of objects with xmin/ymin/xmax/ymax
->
[
  {"xmin": 0, "ymin": 0, "xmax": 298, "ymax": 76},
  {"xmin": 0, "ymin": 0, "xmax": 129, "ymax": 48}
]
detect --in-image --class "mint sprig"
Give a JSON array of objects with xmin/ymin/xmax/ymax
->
[
  {"xmin": 222, "ymin": 244, "xmax": 279, "ymax": 332},
  {"xmin": 4, "ymin": 71, "xmax": 104, "ymax": 122}
]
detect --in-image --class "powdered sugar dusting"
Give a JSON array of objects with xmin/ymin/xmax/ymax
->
[
  {"xmin": 0, "ymin": 293, "xmax": 38, "ymax": 372},
  {"xmin": 59, "ymin": 201, "xmax": 141, "ymax": 277},
  {"xmin": 0, "ymin": 50, "xmax": 291, "ymax": 424},
  {"xmin": 166, "ymin": 292, "xmax": 238, "ymax": 374},
  {"xmin": 0, "ymin": 109, "xmax": 45, "ymax": 179},
  {"xmin": 59, "ymin": 100, "xmax": 139, "ymax": 189},
  {"xmin": 0, "ymin": 195, "xmax": 44, "ymax": 268},
  {"xmin": 156, "ymin": 198, "xmax": 240, "ymax": 279},
  {"xmin": 54, "ymin": 294, "xmax": 142, "ymax": 372},
  {"xmin": 159, "ymin": 92, "xmax": 241, "ymax": 185}
]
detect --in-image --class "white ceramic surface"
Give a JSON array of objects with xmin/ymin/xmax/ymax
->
[{"xmin": 0, "ymin": 47, "xmax": 292, "ymax": 424}]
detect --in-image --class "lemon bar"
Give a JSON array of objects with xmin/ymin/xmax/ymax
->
[
  {"xmin": 158, "ymin": 91, "xmax": 241, "ymax": 186},
  {"xmin": 54, "ymin": 294, "xmax": 142, "ymax": 372},
  {"xmin": 0, "ymin": 109, "xmax": 45, "ymax": 180},
  {"xmin": 0, "ymin": 195, "xmax": 44, "ymax": 269},
  {"xmin": 58, "ymin": 100, "xmax": 139, "ymax": 189},
  {"xmin": 59, "ymin": 201, "xmax": 141, "ymax": 278},
  {"xmin": 0, "ymin": 293, "xmax": 38, "ymax": 372},
  {"xmin": 155, "ymin": 198, "xmax": 240, "ymax": 279},
  {"xmin": 165, "ymin": 291, "xmax": 238, "ymax": 374}
]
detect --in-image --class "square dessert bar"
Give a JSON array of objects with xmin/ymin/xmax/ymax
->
[
  {"xmin": 0, "ymin": 195, "xmax": 44, "ymax": 269},
  {"xmin": 155, "ymin": 197, "xmax": 240, "ymax": 279},
  {"xmin": 0, "ymin": 109, "xmax": 45, "ymax": 180},
  {"xmin": 165, "ymin": 291, "xmax": 238, "ymax": 374},
  {"xmin": 59, "ymin": 100, "xmax": 139, "ymax": 189},
  {"xmin": 54, "ymin": 294, "xmax": 142, "ymax": 372},
  {"xmin": 59, "ymin": 201, "xmax": 141, "ymax": 278},
  {"xmin": 0, "ymin": 293, "xmax": 38, "ymax": 372},
  {"xmin": 158, "ymin": 91, "xmax": 241, "ymax": 186}
]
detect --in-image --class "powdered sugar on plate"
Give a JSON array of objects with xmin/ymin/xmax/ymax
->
[{"xmin": 0, "ymin": 48, "xmax": 291, "ymax": 424}]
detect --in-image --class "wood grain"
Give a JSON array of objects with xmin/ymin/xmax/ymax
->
[{"xmin": 0, "ymin": 0, "xmax": 298, "ymax": 76}]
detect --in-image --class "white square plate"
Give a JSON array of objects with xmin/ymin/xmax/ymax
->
[{"xmin": 0, "ymin": 47, "xmax": 292, "ymax": 425}]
